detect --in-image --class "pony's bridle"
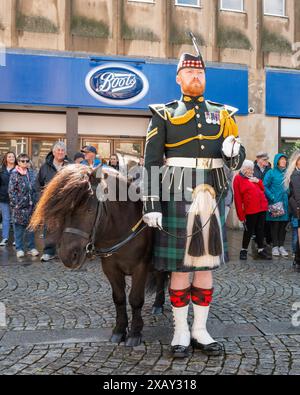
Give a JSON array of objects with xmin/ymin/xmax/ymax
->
[
  {"xmin": 64, "ymin": 194, "xmax": 104, "ymax": 255},
  {"xmin": 63, "ymin": 184, "xmax": 147, "ymax": 259}
]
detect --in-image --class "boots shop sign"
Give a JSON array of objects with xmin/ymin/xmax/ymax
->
[{"xmin": 85, "ymin": 63, "xmax": 149, "ymax": 106}]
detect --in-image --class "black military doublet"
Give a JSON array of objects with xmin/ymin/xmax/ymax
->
[
  {"xmin": 143, "ymin": 95, "xmax": 244, "ymax": 214},
  {"xmin": 162, "ymin": 97, "xmax": 225, "ymax": 158}
]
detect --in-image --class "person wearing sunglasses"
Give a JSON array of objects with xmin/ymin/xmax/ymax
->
[
  {"xmin": 8, "ymin": 154, "xmax": 39, "ymax": 258},
  {"xmin": 0, "ymin": 152, "xmax": 17, "ymax": 247}
]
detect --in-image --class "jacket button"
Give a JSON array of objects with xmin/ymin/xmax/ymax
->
[
  {"xmin": 201, "ymin": 145, "xmax": 205, "ymax": 150},
  {"xmin": 198, "ymin": 123, "xmax": 202, "ymax": 128},
  {"xmin": 196, "ymin": 114, "xmax": 201, "ymax": 119}
]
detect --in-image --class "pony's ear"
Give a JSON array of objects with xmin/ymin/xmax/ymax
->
[{"xmin": 89, "ymin": 165, "xmax": 102, "ymax": 186}]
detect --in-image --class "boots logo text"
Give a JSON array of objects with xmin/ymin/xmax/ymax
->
[{"xmin": 85, "ymin": 63, "xmax": 149, "ymax": 106}]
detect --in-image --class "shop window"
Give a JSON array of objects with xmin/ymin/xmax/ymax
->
[
  {"xmin": 31, "ymin": 140, "xmax": 58, "ymax": 169},
  {"xmin": 81, "ymin": 138, "xmax": 144, "ymax": 167},
  {"xmin": 82, "ymin": 140, "xmax": 112, "ymax": 162},
  {"xmin": 0, "ymin": 138, "xmax": 28, "ymax": 159},
  {"xmin": 281, "ymin": 139, "xmax": 300, "ymax": 157},
  {"xmin": 114, "ymin": 140, "xmax": 144, "ymax": 169}
]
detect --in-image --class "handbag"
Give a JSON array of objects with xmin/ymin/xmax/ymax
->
[{"xmin": 268, "ymin": 201, "xmax": 285, "ymax": 218}]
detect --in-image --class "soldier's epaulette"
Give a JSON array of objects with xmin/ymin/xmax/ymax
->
[
  {"xmin": 206, "ymin": 99, "xmax": 225, "ymax": 108},
  {"xmin": 149, "ymin": 104, "xmax": 168, "ymax": 121},
  {"xmin": 165, "ymin": 100, "xmax": 178, "ymax": 107},
  {"xmin": 149, "ymin": 100, "xmax": 178, "ymax": 121}
]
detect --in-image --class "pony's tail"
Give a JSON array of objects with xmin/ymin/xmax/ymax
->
[{"xmin": 146, "ymin": 270, "xmax": 169, "ymax": 296}]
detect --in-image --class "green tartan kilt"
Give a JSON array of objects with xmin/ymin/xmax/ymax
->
[{"xmin": 153, "ymin": 195, "xmax": 227, "ymax": 273}]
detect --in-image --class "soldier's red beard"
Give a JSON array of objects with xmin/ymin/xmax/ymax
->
[{"xmin": 181, "ymin": 79, "xmax": 205, "ymax": 97}]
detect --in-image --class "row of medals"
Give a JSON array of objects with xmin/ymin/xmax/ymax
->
[{"xmin": 205, "ymin": 112, "xmax": 221, "ymax": 125}]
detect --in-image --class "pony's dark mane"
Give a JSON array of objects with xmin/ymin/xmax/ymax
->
[
  {"xmin": 29, "ymin": 165, "xmax": 133, "ymax": 233},
  {"xmin": 30, "ymin": 165, "xmax": 94, "ymax": 231}
]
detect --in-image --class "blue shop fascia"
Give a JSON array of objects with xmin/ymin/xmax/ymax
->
[{"xmin": 4, "ymin": 48, "xmax": 299, "ymax": 161}]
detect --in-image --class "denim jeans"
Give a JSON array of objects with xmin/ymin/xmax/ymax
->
[
  {"xmin": 0, "ymin": 202, "xmax": 10, "ymax": 240},
  {"xmin": 13, "ymin": 223, "xmax": 35, "ymax": 252}
]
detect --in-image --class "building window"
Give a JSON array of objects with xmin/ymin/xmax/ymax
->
[
  {"xmin": 220, "ymin": 0, "xmax": 244, "ymax": 12},
  {"xmin": 264, "ymin": 0, "xmax": 285, "ymax": 17},
  {"xmin": 128, "ymin": 0, "xmax": 155, "ymax": 3},
  {"xmin": 175, "ymin": 0, "xmax": 201, "ymax": 8}
]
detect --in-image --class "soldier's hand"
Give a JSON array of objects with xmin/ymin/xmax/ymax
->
[
  {"xmin": 222, "ymin": 136, "xmax": 241, "ymax": 158},
  {"xmin": 143, "ymin": 212, "xmax": 163, "ymax": 228}
]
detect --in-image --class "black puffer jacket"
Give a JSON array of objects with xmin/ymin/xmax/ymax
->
[
  {"xmin": 289, "ymin": 170, "xmax": 300, "ymax": 219},
  {"xmin": 35, "ymin": 152, "xmax": 70, "ymax": 199},
  {"xmin": 253, "ymin": 161, "xmax": 272, "ymax": 181},
  {"xmin": 0, "ymin": 165, "xmax": 15, "ymax": 203}
]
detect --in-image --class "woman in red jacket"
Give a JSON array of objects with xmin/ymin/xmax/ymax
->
[{"xmin": 233, "ymin": 160, "xmax": 271, "ymax": 261}]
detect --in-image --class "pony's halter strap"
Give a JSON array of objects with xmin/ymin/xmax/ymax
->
[{"xmin": 64, "ymin": 228, "xmax": 90, "ymax": 240}]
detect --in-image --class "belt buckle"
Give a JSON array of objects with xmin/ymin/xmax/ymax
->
[{"xmin": 196, "ymin": 158, "xmax": 210, "ymax": 169}]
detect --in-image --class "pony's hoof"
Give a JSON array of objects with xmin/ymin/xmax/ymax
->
[
  {"xmin": 110, "ymin": 333, "xmax": 126, "ymax": 344},
  {"xmin": 152, "ymin": 306, "xmax": 164, "ymax": 315},
  {"xmin": 125, "ymin": 335, "xmax": 142, "ymax": 348}
]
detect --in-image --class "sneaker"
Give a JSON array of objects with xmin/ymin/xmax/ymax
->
[
  {"xmin": 240, "ymin": 250, "xmax": 248, "ymax": 260},
  {"xmin": 0, "ymin": 239, "xmax": 8, "ymax": 247},
  {"xmin": 27, "ymin": 249, "xmax": 40, "ymax": 257},
  {"xmin": 41, "ymin": 254, "xmax": 56, "ymax": 262},
  {"xmin": 16, "ymin": 250, "xmax": 25, "ymax": 258},
  {"xmin": 257, "ymin": 249, "xmax": 272, "ymax": 260},
  {"xmin": 272, "ymin": 247, "xmax": 280, "ymax": 257},
  {"xmin": 279, "ymin": 247, "xmax": 289, "ymax": 257}
]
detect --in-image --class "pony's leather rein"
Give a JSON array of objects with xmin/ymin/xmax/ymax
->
[
  {"xmin": 64, "ymin": 141, "xmax": 238, "ymax": 255},
  {"xmin": 64, "ymin": 195, "xmax": 147, "ymax": 259}
]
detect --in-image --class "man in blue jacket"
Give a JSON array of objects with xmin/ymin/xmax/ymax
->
[{"xmin": 81, "ymin": 146, "xmax": 102, "ymax": 169}]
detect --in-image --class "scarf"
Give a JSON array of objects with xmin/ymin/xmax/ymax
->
[{"xmin": 15, "ymin": 166, "xmax": 28, "ymax": 176}]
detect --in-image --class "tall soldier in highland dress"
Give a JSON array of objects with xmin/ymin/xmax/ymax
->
[{"xmin": 143, "ymin": 39, "xmax": 246, "ymax": 358}]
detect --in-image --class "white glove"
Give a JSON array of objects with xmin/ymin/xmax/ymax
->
[
  {"xmin": 222, "ymin": 136, "xmax": 241, "ymax": 158},
  {"xmin": 143, "ymin": 212, "xmax": 163, "ymax": 228}
]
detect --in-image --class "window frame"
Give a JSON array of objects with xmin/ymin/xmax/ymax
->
[
  {"xmin": 264, "ymin": 0, "xmax": 286, "ymax": 17},
  {"xmin": 127, "ymin": 0, "xmax": 155, "ymax": 4},
  {"xmin": 220, "ymin": 0, "xmax": 244, "ymax": 13},
  {"xmin": 175, "ymin": 0, "xmax": 202, "ymax": 9}
]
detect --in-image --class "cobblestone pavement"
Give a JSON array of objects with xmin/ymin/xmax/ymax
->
[{"xmin": 0, "ymin": 230, "xmax": 300, "ymax": 375}]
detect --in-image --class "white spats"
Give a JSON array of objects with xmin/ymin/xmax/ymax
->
[
  {"xmin": 192, "ymin": 305, "xmax": 216, "ymax": 346},
  {"xmin": 171, "ymin": 306, "xmax": 191, "ymax": 347}
]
